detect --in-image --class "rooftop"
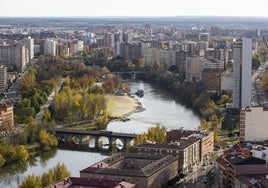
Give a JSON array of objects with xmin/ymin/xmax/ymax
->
[
  {"xmin": 234, "ymin": 157, "xmax": 266, "ymax": 165},
  {"xmin": 80, "ymin": 152, "xmax": 178, "ymax": 177},
  {"xmin": 46, "ymin": 177, "xmax": 135, "ymax": 188}
]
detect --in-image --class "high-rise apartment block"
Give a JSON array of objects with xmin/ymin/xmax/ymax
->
[
  {"xmin": 0, "ymin": 43, "xmax": 26, "ymax": 72},
  {"xmin": 44, "ymin": 39, "xmax": 57, "ymax": 56},
  {"xmin": 185, "ymin": 56, "xmax": 203, "ymax": 82},
  {"xmin": 0, "ymin": 65, "xmax": 7, "ymax": 92},
  {"xmin": 21, "ymin": 37, "xmax": 34, "ymax": 60},
  {"xmin": 119, "ymin": 42, "xmax": 142, "ymax": 61},
  {"xmin": 232, "ymin": 38, "xmax": 252, "ymax": 109},
  {"xmin": 202, "ymin": 58, "xmax": 224, "ymax": 95}
]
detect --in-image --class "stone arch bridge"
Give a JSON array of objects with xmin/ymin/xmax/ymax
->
[
  {"xmin": 52, "ymin": 128, "xmax": 137, "ymax": 151},
  {"xmin": 102, "ymin": 71, "xmax": 149, "ymax": 80}
]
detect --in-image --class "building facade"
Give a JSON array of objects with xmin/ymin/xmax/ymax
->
[
  {"xmin": 44, "ymin": 39, "xmax": 57, "ymax": 56},
  {"xmin": 185, "ymin": 56, "xmax": 203, "ymax": 82},
  {"xmin": 232, "ymin": 38, "xmax": 252, "ymax": 109},
  {"xmin": 240, "ymin": 105, "xmax": 268, "ymax": 142},
  {"xmin": 202, "ymin": 58, "xmax": 224, "ymax": 95},
  {"xmin": 166, "ymin": 129, "xmax": 214, "ymax": 165},
  {"xmin": 221, "ymin": 71, "xmax": 233, "ymax": 94},
  {"xmin": 46, "ymin": 177, "xmax": 135, "ymax": 188},
  {"xmin": 215, "ymin": 144, "xmax": 268, "ymax": 188},
  {"xmin": 0, "ymin": 65, "xmax": 7, "ymax": 92},
  {"xmin": 21, "ymin": 37, "xmax": 34, "ymax": 60},
  {"xmin": 0, "ymin": 43, "xmax": 26, "ymax": 71},
  {"xmin": 134, "ymin": 140, "xmax": 200, "ymax": 174},
  {"xmin": 80, "ymin": 153, "xmax": 178, "ymax": 188},
  {"xmin": 120, "ymin": 42, "xmax": 142, "ymax": 61},
  {"xmin": 0, "ymin": 103, "xmax": 14, "ymax": 129}
]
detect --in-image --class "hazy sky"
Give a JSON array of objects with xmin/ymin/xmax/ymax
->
[{"xmin": 1, "ymin": 0, "xmax": 268, "ymax": 17}]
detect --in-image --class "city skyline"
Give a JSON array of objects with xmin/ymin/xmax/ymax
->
[{"xmin": 1, "ymin": 0, "xmax": 268, "ymax": 18}]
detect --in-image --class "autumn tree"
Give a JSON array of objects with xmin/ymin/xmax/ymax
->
[
  {"xmin": 0, "ymin": 154, "xmax": 5, "ymax": 167},
  {"xmin": 14, "ymin": 98, "xmax": 35, "ymax": 124},
  {"xmin": 0, "ymin": 144, "xmax": 29, "ymax": 165},
  {"xmin": 135, "ymin": 125, "xmax": 166, "ymax": 145},
  {"xmin": 20, "ymin": 174, "xmax": 42, "ymax": 188},
  {"xmin": 24, "ymin": 117, "xmax": 39, "ymax": 143},
  {"xmin": 21, "ymin": 163, "xmax": 71, "ymax": 188},
  {"xmin": 41, "ymin": 169, "xmax": 54, "ymax": 187},
  {"xmin": 38, "ymin": 130, "xmax": 58, "ymax": 151}
]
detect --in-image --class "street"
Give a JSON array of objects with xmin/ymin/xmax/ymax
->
[{"xmin": 177, "ymin": 163, "xmax": 214, "ymax": 188}]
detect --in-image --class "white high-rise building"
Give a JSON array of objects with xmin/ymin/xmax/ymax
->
[
  {"xmin": 21, "ymin": 37, "xmax": 34, "ymax": 60},
  {"xmin": 44, "ymin": 39, "xmax": 57, "ymax": 56},
  {"xmin": 232, "ymin": 38, "xmax": 252, "ymax": 109}
]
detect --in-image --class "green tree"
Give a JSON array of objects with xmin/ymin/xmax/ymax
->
[
  {"xmin": 53, "ymin": 163, "xmax": 71, "ymax": 180},
  {"xmin": 0, "ymin": 154, "xmax": 5, "ymax": 167},
  {"xmin": 147, "ymin": 124, "xmax": 166, "ymax": 144},
  {"xmin": 14, "ymin": 99, "xmax": 35, "ymax": 124},
  {"xmin": 38, "ymin": 130, "xmax": 58, "ymax": 151},
  {"xmin": 41, "ymin": 169, "xmax": 54, "ymax": 187},
  {"xmin": 20, "ymin": 174, "xmax": 42, "ymax": 188},
  {"xmin": 135, "ymin": 125, "xmax": 166, "ymax": 145},
  {"xmin": 14, "ymin": 145, "xmax": 29, "ymax": 162},
  {"xmin": 24, "ymin": 117, "xmax": 38, "ymax": 143},
  {"xmin": 42, "ymin": 108, "xmax": 52, "ymax": 123}
]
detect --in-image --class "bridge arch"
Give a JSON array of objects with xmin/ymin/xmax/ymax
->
[
  {"xmin": 101, "ymin": 71, "xmax": 149, "ymax": 80},
  {"xmin": 53, "ymin": 128, "xmax": 137, "ymax": 151}
]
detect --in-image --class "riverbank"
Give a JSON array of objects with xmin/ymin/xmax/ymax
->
[{"xmin": 106, "ymin": 94, "xmax": 144, "ymax": 117}]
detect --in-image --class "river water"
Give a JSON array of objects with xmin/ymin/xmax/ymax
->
[{"xmin": 0, "ymin": 81, "xmax": 200, "ymax": 187}]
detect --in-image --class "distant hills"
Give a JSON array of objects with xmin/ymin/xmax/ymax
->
[{"xmin": 1, "ymin": 16, "xmax": 268, "ymax": 25}]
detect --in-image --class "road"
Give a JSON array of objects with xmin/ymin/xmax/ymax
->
[
  {"xmin": 35, "ymin": 78, "xmax": 65, "ymax": 122},
  {"xmin": 251, "ymin": 62, "xmax": 268, "ymax": 106}
]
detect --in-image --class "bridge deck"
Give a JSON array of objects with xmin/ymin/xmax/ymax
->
[{"xmin": 52, "ymin": 128, "xmax": 137, "ymax": 138}]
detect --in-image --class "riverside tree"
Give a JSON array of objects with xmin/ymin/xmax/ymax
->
[{"xmin": 20, "ymin": 163, "xmax": 71, "ymax": 188}]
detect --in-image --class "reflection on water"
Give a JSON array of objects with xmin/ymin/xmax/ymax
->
[
  {"xmin": 0, "ymin": 149, "xmax": 56, "ymax": 187},
  {"xmin": 0, "ymin": 81, "xmax": 200, "ymax": 187},
  {"xmin": 0, "ymin": 149, "xmax": 107, "ymax": 187},
  {"xmin": 107, "ymin": 81, "xmax": 200, "ymax": 133}
]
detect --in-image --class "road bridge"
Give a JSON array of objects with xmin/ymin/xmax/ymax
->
[
  {"xmin": 52, "ymin": 128, "xmax": 137, "ymax": 151},
  {"xmin": 103, "ymin": 71, "xmax": 149, "ymax": 80}
]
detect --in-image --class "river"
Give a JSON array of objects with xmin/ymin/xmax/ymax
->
[{"xmin": 0, "ymin": 81, "xmax": 200, "ymax": 187}]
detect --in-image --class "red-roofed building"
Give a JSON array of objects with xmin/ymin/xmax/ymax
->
[
  {"xmin": 80, "ymin": 152, "xmax": 178, "ymax": 188},
  {"xmin": 215, "ymin": 143, "xmax": 268, "ymax": 188},
  {"xmin": 46, "ymin": 177, "xmax": 135, "ymax": 188},
  {"xmin": 166, "ymin": 129, "xmax": 214, "ymax": 165}
]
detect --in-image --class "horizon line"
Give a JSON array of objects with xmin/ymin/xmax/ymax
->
[{"xmin": 1, "ymin": 15, "xmax": 268, "ymax": 19}]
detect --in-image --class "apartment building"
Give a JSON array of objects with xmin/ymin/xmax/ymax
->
[
  {"xmin": 80, "ymin": 153, "xmax": 178, "ymax": 188},
  {"xmin": 0, "ymin": 43, "xmax": 26, "ymax": 71},
  {"xmin": 134, "ymin": 139, "xmax": 200, "ymax": 174},
  {"xmin": 0, "ymin": 103, "xmax": 14, "ymax": 129},
  {"xmin": 240, "ymin": 105, "xmax": 268, "ymax": 142},
  {"xmin": 202, "ymin": 58, "xmax": 224, "ymax": 95},
  {"xmin": 44, "ymin": 39, "xmax": 57, "ymax": 56},
  {"xmin": 0, "ymin": 65, "xmax": 7, "ymax": 92},
  {"xmin": 232, "ymin": 38, "xmax": 252, "ymax": 109},
  {"xmin": 166, "ymin": 129, "xmax": 214, "ymax": 164},
  {"xmin": 185, "ymin": 56, "xmax": 203, "ymax": 82},
  {"xmin": 215, "ymin": 144, "xmax": 268, "ymax": 188}
]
